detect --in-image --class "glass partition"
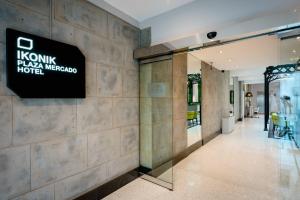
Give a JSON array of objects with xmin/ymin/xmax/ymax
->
[
  {"xmin": 292, "ymin": 72, "xmax": 300, "ymax": 147},
  {"xmin": 276, "ymin": 35, "xmax": 300, "ymax": 199},
  {"xmin": 278, "ymin": 35, "xmax": 300, "ymax": 148},
  {"xmin": 277, "ymin": 70, "xmax": 300, "ymax": 147},
  {"xmin": 139, "ymin": 55, "xmax": 173, "ymax": 190}
]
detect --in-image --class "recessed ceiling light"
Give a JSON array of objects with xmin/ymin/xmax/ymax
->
[
  {"xmin": 228, "ymin": 59, "xmax": 232, "ymax": 62},
  {"xmin": 297, "ymin": 36, "xmax": 300, "ymax": 40},
  {"xmin": 219, "ymin": 50, "xmax": 223, "ymax": 54},
  {"xmin": 293, "ymin": 49, "xmax": 297, "ymax": 54}
]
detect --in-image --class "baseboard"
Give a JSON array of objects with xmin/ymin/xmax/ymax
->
[
  {"xmin": 203, "ymin": 131, "xmax": 221, "ymax": 145},
  {"xmin": 75, "ymin": 169, "xmax": 140, "ymax": 200},
  {"xmin": 75, "ymin": 139, "xmax": 205, "ymax": 199},
  {"xmin": 173, "ymin": 140, "xmax": 203, "ymax": 165},
  {"xmin": 139, "ymin": 140, "xmax": 203, "ymax": 178}
]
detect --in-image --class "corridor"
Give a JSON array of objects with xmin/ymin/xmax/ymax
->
[{"xmin": 104, "ymin": 118, "xmax": 300, "ymax": 200}]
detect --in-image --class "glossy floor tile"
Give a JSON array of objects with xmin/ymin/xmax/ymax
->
[{"xmin": 104, "ymin": 118, "xmax": 300, "ymax": 200}]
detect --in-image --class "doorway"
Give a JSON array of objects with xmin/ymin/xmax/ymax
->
[
  {"xmin": 257, "ymin": 91, "xmax": 264, "ymax": 114},
  {"xmin": 187, "ymin": 54, "xmax": 202, "ymax": 147},
  {"xmin": 137, "ymin": 26, "xmax": 300, "ymax": 191}
]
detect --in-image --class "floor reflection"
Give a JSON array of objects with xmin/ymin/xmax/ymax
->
[
  {"xmin": 187, "ymin": 125, "xmax": 201, "ymax": 146},
  {"xmin": 104, "ymin": 118, "xmax": 300, "ymax": 200}
]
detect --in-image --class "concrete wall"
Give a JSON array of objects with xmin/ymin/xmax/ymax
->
[
  {"xmin": 239, "ymin": 81, "xmax": 244, "ymax": 119},
  {"xmin": 248, "ymin": 84, "xmax": 264, "ymax": 113},
  {"xmin": 0, "ymin": 0, "xmax": 140, "ymax": 199},
  {"xmin": 248, "ymin": 83, "xmax": 280, "ymax": 113},
  {"xmin": 201, "ymin": 62, "xmax": 230, "ymax": 143},
  {"xmin": 233, "ymin": 77, "xmax": 241, "ymax": 121},
  {"xmin": 173, "ymin": 53, "xmax": 188, "ymax": 156}
]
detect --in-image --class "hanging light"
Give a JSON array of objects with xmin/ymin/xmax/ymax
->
[{"xmin": 245, "ymin": 92, "xmax": 253, "ymax": 97}]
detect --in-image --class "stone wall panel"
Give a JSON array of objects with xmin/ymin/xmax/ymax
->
[
  {"xmin": 86, "ymin": 61, "xmax": 97, "ymax": 97},
  {"xmin": 77, "ymin": 97, "xmax": 113, "ymax": 134},
  {"xmin": 74, "ymin": 29, "xmax": 124, "ymax": 66},
  {"xmin": 88, "ymin": 128, "xmax": 121, "ymax": 167},
  {"xmin": 7, "ymin": 0, "xmax": 50, "ymax": 17},
  {"xmin": 121, "ymin": 126, "xmax": 139, "ymax": 156},
  {"xmin": 108, "ymin": 14, "xmax": 139, "ymax": 48},
  {"xmin": 13, "ymin": 98, "xmax": 77, "ymax": 145},
  {"xmin": 202, "ymin": 62, "xmax": 230, "ymax": 143},
  {"xmin": 0, "ymin": 146, "xmax": 30, "ymax": 199},
  {"xmin": 113, "ymin": 98, "xmax": 139, "ymax": 127},
  {"xmin": 12, "ymin": 185, "xmax": 54, "ymax": 200},
  {"xmin": 0, "ymin": 43, "xmax": 12, "ymax": 96},
  {"xmin": 107, "ymin": 151, "xmax": 139, "ymax": 180},
  {"xmin": 97, "ymin": 65, "xmax": 122, "ymax": 97},
  {"xmin": 173, "ymin": 119, "xmax": 187, "ymax": 155},
  {"xmin": 55, "ymin": 165, "xmax": 107, "ymax": 200},
  {"xmin": 0, "ymin": 96, "xmax": 12, "ymax": 149},
  {"xmin": 123, "ymin": 69, "xmax": 139, "ymax": 97},
  {"xmin": 54, "ymin": 0, "xmax": 107, "ymax": 38},
  {"xmin": 51, "ymin": 20, "xmax": 74, "ymax": 44},
  {"xmin": 31, "ymin": 135, "xmax": 87, "ymax": 189},
  {"xmin": 0, "ymin": 0, "xmax": 50, "ymax": 43},
  {"xmin": 0, "ymin": 0, "xmax": 140, "ymax": 198}
]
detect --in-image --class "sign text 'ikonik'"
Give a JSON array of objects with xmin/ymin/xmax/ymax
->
[{"xmin": 6, "ymin": 29, "xmax": 85, "ymax": 98}]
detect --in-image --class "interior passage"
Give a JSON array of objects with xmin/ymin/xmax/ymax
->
[{"xmin": 104, "ymin": 117, "xmax": 300, "ymax": 200}]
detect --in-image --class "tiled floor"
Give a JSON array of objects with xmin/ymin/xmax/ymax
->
[
  {"xmin": 187, "ymin": 125, "xmax": 202, "ymax": 146},
  {"xmin": 104, "ymin": 118, "xmax": 300, "ymax": 200}
]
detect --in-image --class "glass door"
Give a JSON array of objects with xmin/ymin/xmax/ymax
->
[
  {"xmin": 278, "ymin": 35, "xmax": 300, "ymax": 148},
  {"xmin": 139, "ymin": 55, "xmax": 173, "ymax": 190},
  {"xmin": 276, "ymin": 33, "xmax": 300, "ymax": 199}
]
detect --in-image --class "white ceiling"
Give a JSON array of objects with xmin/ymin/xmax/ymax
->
[
  {"xmin": 141, "ymin": 0, "xmax": 300, "ymax": 45},
  {"xmin": 191, "ymin": 35, "xmax": 300, "ymax": 83},
  {"xmin": 89, "ymin": 0, "xmax": 300, "ymax": 47},
  {"xmin": 191, "ymin": 35, "xmax": 280, "ymax": 71}
]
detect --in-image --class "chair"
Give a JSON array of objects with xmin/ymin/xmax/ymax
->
[
  {"xmin": 192, "ymin": 112, "xmax": 197, "ymax": 124},
  {"xmin": 271, "ymin": 113, "xmax": 280, "ymax": 137},
  {"xmin": 187, "ymin": 112, "xmax": 195, "ymax": 126},
  {"xmin": 253, "ymin": 107, "xmax": 259, "ymax": 118},
  {"xmin": 187, "ymin": 111, "xmax": 198, "ymax": 127}
]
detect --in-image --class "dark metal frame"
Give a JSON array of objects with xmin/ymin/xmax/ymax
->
[{"xmin": 264, "ymin": 63, "xmax": 300, "ymax": 131}]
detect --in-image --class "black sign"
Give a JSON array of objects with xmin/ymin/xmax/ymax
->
[{"xmin": 6, "ymin": 28, "xmax": 85, "ymax": 98}]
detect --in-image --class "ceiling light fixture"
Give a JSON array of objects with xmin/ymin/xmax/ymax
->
[
  {"xmin": 293, "ymin": 49, "xmax": 297, "ymax": 54},
  {"xmin": 297, "ymin": 36, "xmax": 300, "ymax": 40},
  {"xmin": 228, "ymin": 59, "xmax": 232, "ymax": 62},
  {"xmin": 219, "ymin": 50, "xmax": 223, "ymax": 54}
]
